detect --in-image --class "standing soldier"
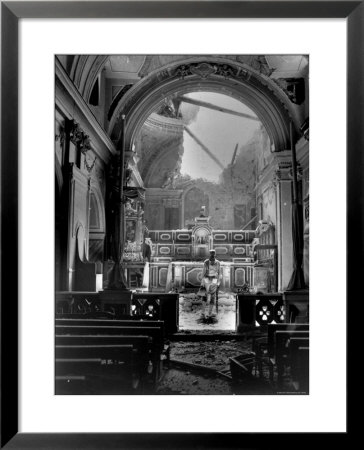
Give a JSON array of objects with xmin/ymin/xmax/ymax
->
[{"xmin": 201, "ymin": 249, "xmax": 221, "ymax": 320}]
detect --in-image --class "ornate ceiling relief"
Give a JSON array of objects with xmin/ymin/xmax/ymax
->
[
  {"xmin": 107, "ymin": 58, "xmax": 295, "ymax": 153},
  {"xmin": 172, "ymin": 62, "xmax": 251, "ymax": 81}
]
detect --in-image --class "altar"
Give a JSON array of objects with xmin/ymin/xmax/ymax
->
[
  {"xmin": 119, "ymin": 202, "xmax": 277, "ymax": 295},
  {"xmin": 166, "ymin": 260, "xmax": 254, "ymax": 292}
]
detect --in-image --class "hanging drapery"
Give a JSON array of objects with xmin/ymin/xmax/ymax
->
[
  {"xmin": 107, "ymin": 115, "xmax": 129, "ymax": 290},
  {"xmin": 287, "ymin": 121, "xmax": 306, "ymax": 291},
  {"xmin": 287, "ymin": 202, "xmax": 306, "ymax": 290}
]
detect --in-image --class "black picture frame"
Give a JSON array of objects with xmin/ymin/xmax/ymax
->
[{"xmin": 1, "ymin": 1, "xmax": 358, "ymax": 448}]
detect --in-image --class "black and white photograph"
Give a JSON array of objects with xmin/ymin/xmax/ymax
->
[{"xmin": 55, "ymin": 54, "xmax": 309, "ymax": 396}]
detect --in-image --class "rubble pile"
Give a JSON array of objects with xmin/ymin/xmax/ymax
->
[
  {"xmin": 178, "ymin": 291, "xmax": 236, "ymax": 331},
  {"xmin": 156, "ymin": 339, "xmax": 252, "ymax": 395},
  {"xmin": 170, "ymin": 340, "xmax": 250, "ymax": 372}
]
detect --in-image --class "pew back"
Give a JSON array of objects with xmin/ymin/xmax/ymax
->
[
  {"xmin": 267, "ymin": 323, "xmax": 309, "ymax": 358},
  {"xmin": 55, "ymin": 344, "xmax": 136, "ymax": 394},
  {"xmin": 55, "ymin": 325, "xmax": 163, "ymax": 352},
  {"xmin": 56, "ymin": 344, "xmax": 134, "ymax": 361},
  {"xmin": 55, "ymin": 335, "xmax": 150, "ymax": 370},
  {"xmin": 55, "ymin": 319, "xmax": 165, "ymax": 336},
  {"xmin": 274, "ymin": 330, "xmax": 309, "ymax": 361}
]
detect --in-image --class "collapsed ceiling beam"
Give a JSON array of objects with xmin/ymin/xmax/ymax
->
[
  {"xmin": 178, "ymin": 96, "xmax": 260, "ymax": 121},
  {"xmin": 184, "ymin": 126, "xmax": 225, "ymax": 170},
  {"xmin": 230, "ymin": 143, "xmax": 239, "ymax": 165}
]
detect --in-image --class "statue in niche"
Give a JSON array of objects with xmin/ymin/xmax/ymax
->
[
  {"xmin": 125, "ymin": 199, "xmax": 139, "ymax": 217},
  {"xmin": 125, "ymin": 220, "xmax": 136, "ymax": 242}
]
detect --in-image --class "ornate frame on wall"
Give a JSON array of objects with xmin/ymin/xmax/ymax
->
[{"xmin": 1, "ymin": 1, "xmax": 360, "ymax": 448}]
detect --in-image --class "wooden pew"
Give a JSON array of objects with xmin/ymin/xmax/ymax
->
[
  {"xmin": 296, "ymin": 347, "xmax": 309, "ymax": 392},
  {"xmin": 56, "ymin": 344, "xmax": 134, "ymax": 361},
  {"xmin": 55, "ymin": 324, "xmax": 164, "ymax": 387},
  {"xmin": 273, "ymin": 330, "xmax": 309, "ymax": 384},
  {"xmin": 229, "ymin": 352, "xmax": 256, "ymax": 381},
  {"xmin": 289, "ymin": 339, "xmax": 309, "ymax": 392},
  {"xmin": 55, "ymin": 335, "xmax": 151, "ymax": 382},
  {"xmin": 55, "ymin": 318, "xmax": 167, "ymax": 357},
  {"xmin": 267, "ymin": 323, "xmax": 309, "ymax": 358},
  {"xmin": 252, "ymin": 323, "xmax": 309, "ymax": 380},
  {"xmin": 55, "ymin": 334, "xmax": 150, "ymax": 352},
  {"xmin": 55, "ymin": 318, "xmax": 165, "ymax": 338},
  {"xmin": 55, "ymin": 311, "xmax": 116, "ymax": 320},
  {"xmin": 55, "ymin": 325, "xmax": 163, "ymax": 352},
  {"xmin": 56, "ymin": 375, "xmax": 89, "ymax": 394},
  {"xmin": 55, "ymin": 344, "xmax": 136, "ymax": 394}
]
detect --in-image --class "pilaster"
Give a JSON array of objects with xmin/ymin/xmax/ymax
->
[{"xmin": 256, "ymin": 151, "xmax": 295, "ymax": 291}]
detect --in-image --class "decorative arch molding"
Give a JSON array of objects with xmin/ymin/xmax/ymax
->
[
  {"xmin": 89, "ymin": 182, "xmax": 106, "ymax": 233},
  {"xmin": 108, "ymin": 57, "xmax": 297, "ymax": 152},
  {"xmin": 70, "ymin": 55, "xmax": 109, "ymax": 101}
]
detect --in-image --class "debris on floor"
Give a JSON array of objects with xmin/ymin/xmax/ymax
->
[
  {"xmin": 170, "ymin": 339, "xmax": 250, "ymax": 371},
  {"xmin": 156, "ymin": 338, "xmax": 275, "ymax": 395},
  {"xmin": 178, "ymin": 291, "xmax": 236, "ymax": 331}
]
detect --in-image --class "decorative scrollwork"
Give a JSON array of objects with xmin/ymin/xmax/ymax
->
[
  {"xmin": 215, "ymin": 64, "xmax": 236, "ymax": 79},
  {"xmin": 190, "ymin": 62, "xmax": 217, "ymax": 78},
  {"xmin": 174, "ymin": 64, "xmax": 191, "ymax": 79},
  {"xmin": 84, "ymin": 156, "xmax": 97, "ymax": 173},
  {"xmin": 173, "ymin": 62, "xmax": 252, "ymax": 81},
  {"xmin": 69, "ymin": 120, "xmax": 92, "ymax": 154}
]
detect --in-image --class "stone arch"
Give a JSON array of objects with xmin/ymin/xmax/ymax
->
[
  {"xmin": 182, "ymin": 185, "xmax": 210, "ymax": 227},
  {"xmin": 108, "ymin": 57, "xmax": 296, "ymax": 152},
  {"xmin": 70, "ymin": 55, "xmax": 109, "ymax": 100}
]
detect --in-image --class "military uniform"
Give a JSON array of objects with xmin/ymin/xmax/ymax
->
[{"xmin": 201, "ymin": 252, "xmax": 221, "ymax": 317}]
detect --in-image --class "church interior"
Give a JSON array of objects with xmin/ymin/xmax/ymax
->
[{"xmin": 55, "ymin": 55, "xmax": 309, "ymax": 395}]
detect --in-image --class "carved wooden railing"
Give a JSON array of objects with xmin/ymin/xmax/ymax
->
[{"xmin": 236, "ymin": 293, "xmax": 286, "ymax": 331}]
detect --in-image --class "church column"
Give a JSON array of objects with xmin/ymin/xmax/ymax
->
[
  {"xmin": 66, "ymin": 163, "xmax": 76, "ymax": 291},
  {"xmin": 255, "ymin": 149, "xmax": 296, "ymax": 292},
  {"xmin": 296, "ymin": 136, "xmax": 309, "ymax": 286},
  {"xmin": 272, "ymin": 153, "xmax": 295, "ymax": 291}
]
